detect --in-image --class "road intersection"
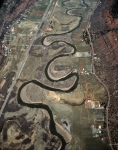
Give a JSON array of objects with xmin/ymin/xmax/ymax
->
[
  {"xmin": 86, "ymin": 1, "xmax": 113, "ymax": 149},
  {"xmin": 0, "ymin": 0, "xmax": 55, "ymax": 117}
]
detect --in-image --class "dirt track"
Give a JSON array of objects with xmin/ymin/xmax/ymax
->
[{"xmin": 90, "ymin": 0, "xmax": 118, "ymax": 147}]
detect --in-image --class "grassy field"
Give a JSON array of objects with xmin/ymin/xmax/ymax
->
[{"xmin": 0, "ymin": 0, "xmax": 110, "ymax": 149}]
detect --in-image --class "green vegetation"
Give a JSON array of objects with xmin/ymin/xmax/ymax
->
[{"xmin": 85, "ymin": 138, "xmax": 110, "ymax": 150}]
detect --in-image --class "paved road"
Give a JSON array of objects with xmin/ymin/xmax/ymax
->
[
  {"xmin": 86, "ymin": 1, "xmax": 113, "ymax": 150},
  {"xmin": 0, "ymin": 0, "xmax": 55, "ymax": 117}
]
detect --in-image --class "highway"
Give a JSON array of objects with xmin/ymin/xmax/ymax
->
[
  {"xmin": 86, "ymin": 1, "xmax": 113, "ymax": 150},
  {"xmin": 0, "ymin": 0, "xmax": 55, "ymax": 117},
  {"xmin": 0, "ymin": 1, "xmax": 114, "ymax": 149}
]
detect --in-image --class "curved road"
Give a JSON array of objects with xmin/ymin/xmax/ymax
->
[
  {"xmin": 0, "ymin": 0, "xmax": 113, "ymax": 149},
  {"xmin": 86, "ymin": 1, "xmax": 113, "ymax": 150}
]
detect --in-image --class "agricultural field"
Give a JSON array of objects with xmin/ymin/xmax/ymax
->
[{"xmin": 0, "ymin": 0, "xmax": 113, "ymax": 150}]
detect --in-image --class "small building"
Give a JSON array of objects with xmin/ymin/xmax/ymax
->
[{"xmin": 85, "ymin": 100, "xmax": 101, "ymax": 109}]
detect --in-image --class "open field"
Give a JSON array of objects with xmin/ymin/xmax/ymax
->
[{"xmin": 0, "ymin": 0, "xmax": 113, "ymax": 150}]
